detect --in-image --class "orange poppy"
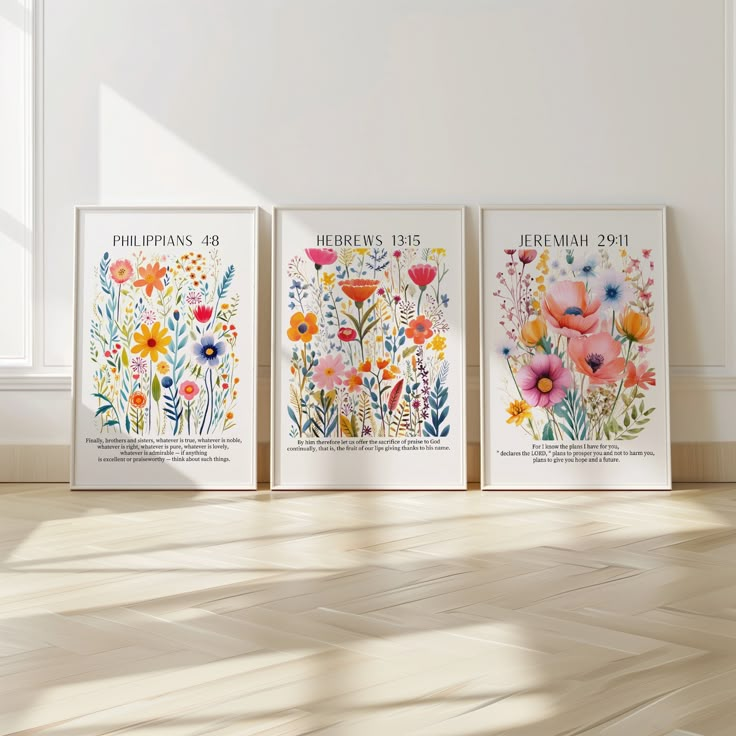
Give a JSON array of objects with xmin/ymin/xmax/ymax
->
[
  {"xmin": 287, "ymin": 312, "xmax": 318, "ymax": 343},
  {"xmin": 376, "ymin": 357, "xmax": 390, "ymax": 369},
  {"xmin": 406, "ymin": 315, "xmax": 434, "ymax": 345},
  {"xmin": 130, "ymin": 390, "xmax": 147, "ymax": 409},
  {"xmin": 133, "ymin": 262, "xmax": 167, "ymax": 297},
  {"xmin": 359, "ymin": 360, "xmax": 372, "ymax": 372},
  {"xmin": 338, "ymin": 278, "xmax": 380, "ymax": 305},
  {"xmin": 131, "ymin": 321, "xmax": 172, "ymax": 362}
]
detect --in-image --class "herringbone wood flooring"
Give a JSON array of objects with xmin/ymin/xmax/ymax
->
[{"xmin": 0, "ymin": 483, "xmax": 735, "ymax": 735}]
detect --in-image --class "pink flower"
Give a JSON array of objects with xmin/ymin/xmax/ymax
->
[
  {"xmin": 408, "ymin": 263, "xmax": 437, "ymax": 287},
  {"xmin": 517, "ymin": 353, "xmax": 572, "ymax": 408},
  {"xmin": 393, "ymin": 250, "xmax": 401, "ymax": 259},
  {"xmin": 313, "ymin": 354, "xmax": 346, "ymax": 391},
  {"xmin": 110, "ymin": 259, "xmax": 133, "ymax": 284},
  {"xmin": 504, "ymin": 249, "xmax": 516, "ymax": 256},
  {"xmin": 305, "ymin": 248, "xmax": 338, "ymax": 268},
  {"xmin": 568, "ymin": 332, "xmax": 626, "ymax": 385},
  {"xmin": 624, "ymin": 361, "xmax": 656, "ymax": 390},
  {"xmin": 642, "ymin": 249, "xmax": 652, "ymax": 259},
  {"xmin": 541, "ymin": 280, "xmax": 601, "ymax": 338},
  {"xmin": 179, "ymin": 380, "xmax": 200, "ymax": 401},
  {"xmin": 518, "ymin": 248, "xmax": 537, "ymax": 264}
]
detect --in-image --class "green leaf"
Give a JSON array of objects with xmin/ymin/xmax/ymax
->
[
  {"xmin": 631, "ymin": 404, "xmax": 638, "ymax": 420},
  {"xmin": 542, "ymin": 421, "xmax": 554, "ymax": 441},
  {"xmin": 152, "ymin": 374, "xmax": 161, "ymax": 403},
  {"xmin": 95, "ymin": 404, "xmax": 113, "ymax": 417},
  {"xmin": 121, "ymin": 348, "xmax": 129, "ymax": 368}
]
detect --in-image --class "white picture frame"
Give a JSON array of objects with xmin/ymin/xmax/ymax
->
[
  {"xmin": 71, "ymin": 206, "xmax": 259, "ymax": 490},
  {"xmin": 271, "ymin": 205, "xmax": 467, "ymax": 490},
  {"xmin": 480, "ymin": 205, "xmax": 671, "ymax": 490}
]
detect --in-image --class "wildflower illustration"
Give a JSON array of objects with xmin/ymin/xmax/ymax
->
[
  {"xmin": 493, "ymin": 246, "xmax": 656, "ymax": 441},
  {"xmin": 88, "ymin": 249, "xmax": 240, "ymax": 435},
  {"xmin": 285, "ymin": 246, "xmax": 452, "ymax": 438}
]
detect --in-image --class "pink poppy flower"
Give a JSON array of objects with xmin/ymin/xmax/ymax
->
[
  {"xmin": 313, "ymin": 354, "xmax": 346, "ymax": 391},
  {"xmin": 517, "ymin": 353, "xmax": 572, "ymax": 408},
  {"xmin": 624, "ymin": 361, "xmax": 656, "ymax": 390},
  {"xmin": 305, "ymin": 248, "xmax": 338, "ymax": 268},
  {"xmin": 568, "ymin": 332, "xmax": 626, "ymax": 385},
  {"xmin": 541, "ymin": 280, "xmax": 601, "ymax": 338}
]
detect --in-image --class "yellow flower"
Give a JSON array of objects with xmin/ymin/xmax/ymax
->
[
  {"xmin": 431, "ymin": 248, "xmax": 446, "ymax": 257},
  {"xmin": 616, "ymin": 307, "xmax": 654, "ymax": 344},
  {"xmin": 221, "ymin": 303, "xmax": 230, "ymax": 310},
  {"xmin": 322, "ymin": 272, "xmax": 336, "ymax": 287},
  {"xmin": 520, "ymin": 317, "xmax": 547, "ymax": 348},
  {"xmin": 536, "ymin": 275, "xmax": 545, "ymax": 284},
  {"xmin": 537, "ymin": 284, "xmax": 546, "ymax": 292},
  {"xmin": 506, "ymin": 399, "xmax": 532, "ymax": 426},
  {"xmin": 157, "ymin": 362, "xmax": 170, "ymax": 375},
  {"xmin": 620, "ymin": 248, "xmax": 628, "ymax": 258},
  {"xmin": 427, "ymin": 335, "xmax": 447, "ymax": 352},
  {"xmin": 131, "ymin": 322, "xmax": 172, "ymax": 362},
  {"xmin": 438, "ymin": 351, "xmax": 445, "ymax": 360},
  {"xmin": 354, "ymin": 247, "xmax": 369, "ymax": 256}
]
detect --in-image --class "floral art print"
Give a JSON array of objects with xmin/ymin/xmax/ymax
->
[
  {"xmin": 89, "ymin": 249, "xmax": 241, "ymax": 436},
  {"xmin": 284, "ymin": 246, "xmax": 451, "ymax": 439},
  {"xmin": 493, "ymin": 245, "xmax": 657, "ymax": 442}
]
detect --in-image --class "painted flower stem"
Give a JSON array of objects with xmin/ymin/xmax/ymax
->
[
  {"xmin": 507, "ymin": 357, "xmax": 538, "ymax": 440},
  {"xmin": 200, "ymin": 368, "xmax": 212, "ymax": 434},
  {"xmin": 607, "ymin": 339, "xmax": 633, "ymax": 425}
]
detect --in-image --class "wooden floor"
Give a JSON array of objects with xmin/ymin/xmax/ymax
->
[{"xmin": 0, "ymin": 484, "xmax": 735, "ymax": 735}]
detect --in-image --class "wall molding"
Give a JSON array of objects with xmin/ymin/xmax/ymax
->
[{"xmin": 2, "ymin": 442, "xmax": 734, "ymax": 485}]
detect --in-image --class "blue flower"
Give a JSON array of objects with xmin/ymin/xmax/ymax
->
[
  {"xmin": 441, "ymin": 294, "xmax": 450, "ymax": 307},
  {"xmin": 161, "ymin": 376, "xmax": 173, "ymax": 389},
  {"xmin": 193, "ymin": 333, "xmax": 226, "ymax": 368}
]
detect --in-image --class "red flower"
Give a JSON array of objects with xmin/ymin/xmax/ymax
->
[
  {"xmin": 393, "ymin": 250, "xmax": 401, "ymax": 259},
  {"xmin": 408, "ymin": 263, "xmax": 437, "ymax": 288},
  {"xmin": 406, "ymin": 315, "xmax": 434, "ymax": 345},
  {"xmin": 518, "ymin": 248, "xmax": 537, "ymax": 264},
  {"xmin": 104, "ymin": 350, "xmax": 111, "ymax": 357},
  {"xmin": 222, "ymin": 382, "xmax": 229, "ymax": 389},
  {"xmin": 338, "ymin": 327, "xmax": 357, "ymax": 342},
  {"xmin": 193, "ymin": 305, "xmax": 213, "ymax": 323},
  {"xmin": 305, "ymin": 248, "xmax": 338, "ymax": 267}
]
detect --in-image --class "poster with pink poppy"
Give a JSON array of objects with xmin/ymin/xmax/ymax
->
[
  {"xmin": 272, "ymin": 206, "xmax": 466, "ymax": 490},
  {"xmin": 71, "ymin": 207, "xmax": 259, "ymax": 490},
  {"xmin": 480, "ymin": 206, "xmax": 671, "ymax": 490}
]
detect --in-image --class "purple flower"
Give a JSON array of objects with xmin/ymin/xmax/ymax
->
[
  {"xmin": 517, "ymin": 354, "xmax": 571, "ymax": 408},
  {"xmin": 130, "ymin": 356, "xmax": 148, "ymax": 374},
  {"xmin": 186, "ymin": 291, "xmax": 203, "ymax": 305},
  {"xmin": 142, "ymin": 309, "xmax": 157, "ymax": 325}
]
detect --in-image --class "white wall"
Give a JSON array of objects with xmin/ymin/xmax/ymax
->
[{"xmin": 2, "ymin": 0, "xmax": 735, "ymax": 446}]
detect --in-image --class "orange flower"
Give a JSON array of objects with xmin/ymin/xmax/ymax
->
[
  {"xmin": 345, "ymin": 368, "xmax": 363, "ymax": 393},
  {"xmin": 287, "ymin": 312, "xmax": 318, "ymax": 343},
  {"xmin": 131, "ymin": 322, "xmax": 172, "ymax": 362},
  {"xmin": 542, "ymin": 280, "xmax": 601, "ymax": 338},
  {"xmin": 406, "ymin": 315, "xmax": 434, "ymax": 345},
  {"xmin": 130, "ymin": 390, "xmax": 146, "ymax": 409},
  {"xmin": 377, "ymin": 357, "xmax": 390, "ymax": 370},
  {"xmin": 359, "ymin": 359, "xmax": 372, "ymax": 372},
  {"xmin": 381, "ymin": 369, "xmax": 395, "ymax": 380},
  {"xmin": 226, "ymin": 411, "xmax": 234, "ymax": 420},
  {"xmin": 133, "ymin": 262, "xmax": 167, "ymax": 297},
  {"xmin": 616, "ymin": 307, "xmax": 654, "ymax": 344},
  {"xmin": 624, "ymin": 361, "xmax": 656, "ymax": 390},
  {"xmin": 338, "ymin": 278, "xmax": 380, "ymax": 305}
]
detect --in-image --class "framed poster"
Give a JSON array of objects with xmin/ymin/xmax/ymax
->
[
  {"xmin": 480, "ymin": 206, "xmax": 671, "ymax": 490},
  {"xmin": 272, "ymin": 206, "xmax": 466, "ymax": 490},
  {"xmin": 71, "ymin": 206, "xmax": 259, "ymax": 490}
]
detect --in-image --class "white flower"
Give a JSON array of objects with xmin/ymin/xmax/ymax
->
[
  {"xmin": 497, "ymin": 339, "xmax": 518, "ymax": 359},
  {"xmin": 594, "ymin": 268, "xmax": 634, "ymax": 311}
]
